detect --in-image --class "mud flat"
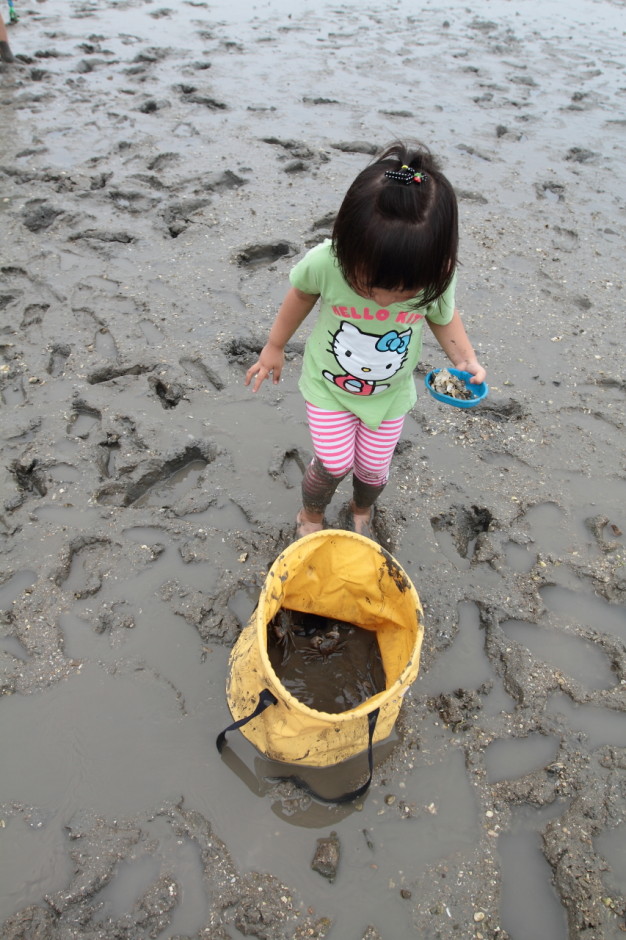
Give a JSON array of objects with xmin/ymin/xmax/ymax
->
[{"xmin": 1, "ymin": 0, "xmax": 625, "ymax": 937}]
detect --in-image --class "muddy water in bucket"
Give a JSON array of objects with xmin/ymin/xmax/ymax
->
[{"xmin": 267, "ymin": 609, "xmax": 387, "ymax": 713}]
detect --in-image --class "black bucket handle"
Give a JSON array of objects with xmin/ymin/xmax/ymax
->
[{"xmin": 216, "ymin": 690, "xmax": 380, "ymax": 805}]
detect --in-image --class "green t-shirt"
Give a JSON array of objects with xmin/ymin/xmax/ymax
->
[{"xmin": 290, "ymin": 240, "xmax": 456, "ymax": 430}]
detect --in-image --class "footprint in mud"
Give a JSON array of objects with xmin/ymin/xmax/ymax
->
[
  {"xmin": 147, "ymin": 152, "xmax": 181, "ymax": 172},
  {"xmin": 21, "ymin": 303, "xmax": 50, "ymax": 327},
  {"xmin": 107, "ymin": 189, "xmax": 162, "ymax": 214},
  {"xmin": 68, "ymin": 229, "xmax": 136, "ymax": 245},
  {"xmin": 234, "ymin": 241, "xmax": 297, "ymax": 268},
  {"xmin": 177, "ymin": 86, "xmax": 227, "ymax": 110},
  {"xmin": 268, "ymin": 447, "xmax": 308, "ymax": 489},
  {"xmin": 498, "ymin": 804, "xmax": 570, "ymax": 940},
  {"xmin": 565, "ymin": 147, "xmax": 597, "ymax": 164},
  {"xmin": 535, "ymin": 180, "xmax": 565, "ymax": 202},
  {"xmin": 180, "ymin": 356, "xmax": 225, "ymax": 391},
  {"xmin": 0, "ymin": 570, "xmax": 38, "ymax": 614},
  {"xmin": 93, "ymin": 326, "xmax": 118, "ymax": 360},
  {"xmin": 135, "ymin": 97, "xmax": 170, "ymax": 113},
  {"xmin": 87, "ymin": 362, "xmax": 154, "ymax": 386},
  {"xmin": 170, "ymin": 121, "xmax": 200, "ymax": 139},
  {"xmin": 72, "ymin": 283, "xmax": 150, "ymax": 329},
  {"xmin": 96, "ymin": 443, "xmax": 218, "ymax": 509},
  {"xmin": 585, "ymin": 514, "xmax": 623, "ymax": 554},
  {"xmin": 9, "ymin": 457, "xmax": 48, "ymax": 499},
  {"xmin": 161, "ymin": 198, "xmax": 212, "ymax": 237},
  {"xmin": 161, "ymin": 577, "xmax": 249, "ymax": 644},
  {"xmin": 71, "ymin": 276, "xmax": 123, "ymax": 304},
  {"xmin": 223, "ymin": 337, "xmax": 262, "ymax": 365},
  {"xmin": 140, "ymin": 319, "xmax": 165, "ymax": 345},
  {"xmin": 550, "ymin": 225, "xmax": 578, "ymax": 252},
  {"xmin": 457, "ymin": 189, "xmax": 489, "ymax": 205},
  {"xmin": 67, "ymin": 399, "xmax": 102, "ymax": 439},
  {"xmin": 47, "ymin": 343, "xmax": 71, "ymax": 377},
  {"xmin": 540, "ymin": 584, "xmax": 626, "ymax": 643},
  {"xmin": 486, "ymin": 734, "xmax": 561, "ymax": 790},
  {"xmin": 480, "ymin": 398, "xmax": 525, "ymax": 422},
  {"xmin": 1, "ymin": 375, "xmax": 26, "ymax": 407},
  {"xmin": 2, "ymin": 266, "xmax": 63, "ymax": 319},
  {"xmin": 523, "ymin": 502, "xmax": 589, "ymax": 558},
  {"xmin": 430, "ymin": 504, "xmax": 494, "ymax": 563},
  {"xmin": 53, "ymin": 535, "xmax": 112, "ymax": 600},
  {"xmin": 21, "ymin": 200, "xmax": 64, "ymax": 232},
  {"xmin": 148, "ymin": 372, "xmax": 186, "ymax": 409},
  {"xmin": 501, "ymin": 618, "xmax": 618, "ymax": 691}
]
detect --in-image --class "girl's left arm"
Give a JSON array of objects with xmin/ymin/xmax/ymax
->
[{"xmin": 426, "ymin": 309, "xmax": 486, "ymax": 384}]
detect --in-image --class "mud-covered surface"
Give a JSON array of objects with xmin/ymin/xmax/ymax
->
[{"xmin": 1, "ymin": 0, "xmax": 625, "ymax": 937}]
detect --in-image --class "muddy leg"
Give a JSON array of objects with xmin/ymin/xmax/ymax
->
[
  {"xmin": 0, "ymin": 14, "xmax": 14, "ymax": 62},
  {"xmin": 350, "ymin": 476, "xmax": 386, "ymax": 537},
  {"xmin": 296, "ymin": 457, "xmax": 348, "ymax": 537}
]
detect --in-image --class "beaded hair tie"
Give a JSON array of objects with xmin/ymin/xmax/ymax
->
[{"xmin": 384, "ymin": 164, "xmax": 429, "ymax": 185}]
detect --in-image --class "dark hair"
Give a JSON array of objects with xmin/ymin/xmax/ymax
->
[{"xmin": 331, "ymin": 141, "xmax": 458, "ymax": 307}]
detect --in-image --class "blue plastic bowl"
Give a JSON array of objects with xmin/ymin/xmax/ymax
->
[{"xmin": 425, "ymin": 368, "xmax": 489, "ymax": 409}]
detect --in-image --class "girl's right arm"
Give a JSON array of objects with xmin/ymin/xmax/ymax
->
[{"xmin": 244, "ymin": 287, "xmax": 319, "ymax": 392}]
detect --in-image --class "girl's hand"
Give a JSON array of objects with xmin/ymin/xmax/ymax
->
[
  {"xmin": 455, "ymin": 358, "xmax": 487, "ymax": 385},
  {"xmin": 244, "ymin": 342, "xmax": 285, "ymax": 393}
]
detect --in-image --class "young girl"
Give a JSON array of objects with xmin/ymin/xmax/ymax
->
[{"xmin": 245, "ymin": 141, "xmax": 486, "ymax": 540}]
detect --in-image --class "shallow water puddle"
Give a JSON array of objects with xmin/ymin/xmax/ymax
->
[
  {"xmin": 523, "ymin": 502, "xmax": 591, "ymax": 556},
  {"xmin": 0, "ymin": 659, "xmax": 228, "ymax": 819},
  {"xmin": 504, "ymin": 540, "xmax": 536, "ymax": 573},
  {"xmin": 416, "ymin": 602, "xmax": 515, "ymax": 715},
  {"xmin": 183, "ymin": 497, "xmax": 252, "ymax": 530},
  {"xmin": 485, "ymin": 733, "xmax": 560, "ymax": 784},
  {"xmin": 498, "ymin": 804, "xmax": 569, "ymax": 940},
  {"xmin": 93, "ymin": 821, "xmax": 210, "ymax": 937},
  {"xmin": 228, "ymin": 583, "xmax": 258, "ymax": 628},
  {"xmin": 0, "ymin": 635, "xmax": 31, "ymax": 662},
  {"xmin": 31, "ymin": 504, "xmax": 104, "ymax": 526},
  {"xmin": 67, "ymin": 410, "xmax": 100, "ymax": 439},
  {"xmin": 0, "ymin": 813, "xmax": 72, "ymax": 918},
  {"xmin": 240, "ymin": 747, "xmax": 481, "ymax": 939},
  {"xmin": 547, "ymin": 692, "xmax": 626, "ymax": 748},
  {"xmin": 0, "ymin": 569, "xmax": 37, "ymax": 609},
  {"xmin": 131, "ymin": 459, "xmax": 209, "ymax": 509},
  {"xmin": 45, "ymin": 462, "xmax": 84, "ymax": 483},
  {"xmin": 540, "ymin": 585, "xmax": 626, "ymax": 641},
  {"xmin": 1, "ymin": 380, "xmax": 25, "ymax": 406},
  {"xmin": 501, "ymin": 618, "xmax": 617, "ymax": 689}
]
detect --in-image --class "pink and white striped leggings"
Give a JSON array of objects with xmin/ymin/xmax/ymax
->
[{"xmin": 305, "ymin": 402, "xmax": 405, "ymax": 485}]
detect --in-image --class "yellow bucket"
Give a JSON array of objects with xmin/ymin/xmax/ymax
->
[{"xmin": 218, "ymin": 530, "xmax": 423, "ymax": 786}]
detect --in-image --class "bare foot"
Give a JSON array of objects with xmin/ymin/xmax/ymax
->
[
  {"xmin": 295, "ymin": 508, "xmax": 324, "ymax": 539},
  {"xmin": 350, "ymin": 502, "xmax": 375, "ymax": 539}
]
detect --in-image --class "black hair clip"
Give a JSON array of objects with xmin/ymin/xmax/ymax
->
[{"xmin": 385, "ymin": 165, "xmax": 429, "ymax": 185}]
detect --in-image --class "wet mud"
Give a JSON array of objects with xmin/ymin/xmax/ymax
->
[{"xmin": 1, "ymin": 0, "xmax": 625, "ymax": 937}]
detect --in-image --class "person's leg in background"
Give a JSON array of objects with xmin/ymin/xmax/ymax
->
[{"xmin": 0, "ymin": 13, "xmax": 15, "ymax": 63}]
